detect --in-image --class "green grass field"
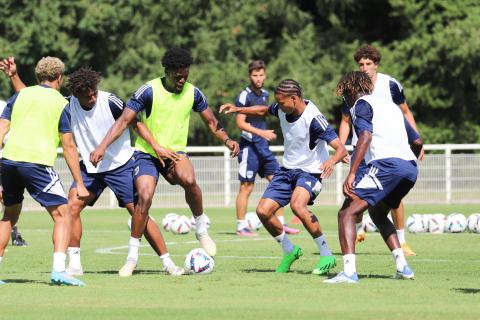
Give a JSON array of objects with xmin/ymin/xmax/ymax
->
[{"xmin": 1, "ymin": 204, "xmax": 479, "ymax": 320}]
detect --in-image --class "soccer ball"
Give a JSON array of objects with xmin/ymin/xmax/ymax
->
[
  {"xmin": 128, "ymin": 216, "xmax": 156, "ymax": 231},
  {"xmin": 363, "ymin": 214, "xmax": 377, "ymax": 232},
  {"xmin": 245, "ymin": 212, "xmax": 262, "ymax": 231},
  {"xmin": 190, "ymin": 214, "xmax": 211, "ymax": 231},
  {"xmin": 162, "ymin": 213, "xmax": 179, "ymax": 231},
  {"xmin": 467, "ymin": 213, "xmax": 480, "ymax": 233},
  {"xmin": 428, "ymin": 213, "xmax": 445, "ymax": 234},
  {"xmin": 184, "ymin": 248, "xmax": 215, "ymax": 274},
  {"xmin": 445, "ymin": 213, "xmax": 467, "ymax": 233},
  {"xmin": 170, "ymin": 215, "xmax": 191, "ymax": 234},
  {"xmin": 407, "ymin": 214, "xmax": 426, "ymax": 234}
]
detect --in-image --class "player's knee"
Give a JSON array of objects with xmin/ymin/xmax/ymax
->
[
  {"xmin": 290, "ymin": 201, "xmax": 306, "ymax": 216},
  {"xmin": 256, "ymin": 205, "xmax": 272, "ymax": 222},
  {"xmin": 137, "ymin": 194, "xmax": 153, "ymax": 212}
]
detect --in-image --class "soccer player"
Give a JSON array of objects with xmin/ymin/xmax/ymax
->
[
  {"xmin": 1, "ymin": 60, "xmax": 185, "ymax": 276},
  {"xmin": 233, "ymin": 60, "xmax": 299, "ymax": 236},
  {"xmin": 90, "ymin": 48, "xmax": 240, "ymax": 270},
  {"xmin": 220, "ymin": 79, "xmax": 347, "ymax": 274},
  {"xmin": 325, "ymin": 71, "xmax": 422, "ymax": 284},
  {"xmin": 0, "ymin": 57, "xmax": 89, "ymax": 286},
  {"xmin": 338, "ymin": 44, "xmax": 421, "ymax": 255}
]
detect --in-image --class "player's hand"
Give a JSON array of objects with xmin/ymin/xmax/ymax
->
[
  {"xmin": 226, "ymin": 139, "xmax": 240, "ymax": 157},
  {"xmin": 320, "ymin": 158, "xmax": 335, "ymax": 179},
  {"xmin": 418, "ymin": 146, "xmax": 425, "ymax": 161},
  {"xmin": 219, "ymin": 104, "xmax": 238, "ymax": 114},
  {"xmin": 260, "ymin": 129, "xmax": 277, "ymax": 142},
  {"xmin": 343, "ymin": 173, "xmax": 356, "ymax": 198},
  {"xmin": 153, "ymin": 145, "xmax": 181, "ymax": 167},
  {"xmin": 0, "ymin": 57, "xmax": 17, "ymax": 77},
  {"xmin": 89, "ymin": 147, "xmax": 105, "ymax": 167},
  {"xmin": 341, "ymin": 153, "xmax": 351, "ymax": 164},
  {"xmin": 76, "ymin": 184, "xmax": 90, "ymax": 201}
]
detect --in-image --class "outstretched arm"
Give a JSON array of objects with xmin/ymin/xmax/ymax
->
[
  {"xmin": 219, "ymin": 103, "xmax": 269, "ymax": 117},
  {"xmin": 235, "ymin": 113, "xmax": 276, "ymax": 141},
  {"xmin": 60, "ymin": 132, "xmax": 89, "ymax": 200},
  {"xmin": 0, "ymin": 57, "xmax": 27, "ymax": 91},
  {"xmin": 199, "ymin": 106, "xmax": 239, "ymax": 157}
]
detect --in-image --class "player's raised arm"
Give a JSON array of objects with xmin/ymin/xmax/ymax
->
[
  {"xmin": 235, "ymin": 113, "xmax": 276, "ymax": 142},
  {"xmin": 219, "ymin": 103, "xmax": 269, "ymax": 116},
  {"xmin": 199, "ymin": 106, "xmax": 239, "ymax": 157},
  {"xmin": 0, "ymin": 57, "xmax": 27, "ymax": 92}
]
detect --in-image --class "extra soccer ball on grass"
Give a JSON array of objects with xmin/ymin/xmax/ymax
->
[
  {"xmin": 246, "ymin": 212, "xmax": 262, "ymax": 231},
  {"xmin": 184, "ymin": 248, "xmax": 215, "ymax": 274}
]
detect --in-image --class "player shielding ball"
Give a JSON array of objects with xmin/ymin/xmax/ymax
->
[
  {"xmin": 221, "ymin": 79, "xmax": 347, "ymax": 274},
  {"xmin": 325, "ymin": 71, "xmax": 422, "ymax": 284}
]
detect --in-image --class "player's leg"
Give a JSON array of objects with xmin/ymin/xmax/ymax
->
[
  {"xmin": 167, "ymin": 154, "xmax": 216, "ymax": 256},
  {"xmin": 235, "ymin": 181, "xmax": 257, "ymax": 236},
  {"xmin": 354, "ymin": 158, "xmax": 368, "ymax": 243},
  {"xmin": 0, "ymin": 203, "xmax": 22, "ymax": 256},
  {"xmin": 236, "ymin": 141, "xmax": 257, "ymax": 235},
  {"xmin": 266, "ymin": 175, "xmax": 300, "ymax": 235},
  {"xmin": 391, "ymin": 201, "xmax": 416, "ymax": 256}
]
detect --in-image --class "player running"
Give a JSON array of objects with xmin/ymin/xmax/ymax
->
[
  {"xmin": 325, "ymin": 71, "xmax": 422, "ymax": 284},
  {"xmin": 90, "ymin": 48, "xmax": 240, "ymax": 267},
  {"xmin": 232, "ymin": 60, "xmax": 299, "ymax": 236},
  {"xmin": 338, "ymin": 45, "xmax": 421, "ymax": 256},
  {"xmin": 0, "ymin": 57, "xmax": 88, "ymax": 286},
  {"xmin": 220, "ymin": 79, "xmax": 347, "ymax": 274}
]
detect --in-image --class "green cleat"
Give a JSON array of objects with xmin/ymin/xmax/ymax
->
[
  {"xmin": 275, "ymin": 245, "xmax": 303, "ymax": 273},
  {"xmin": 312, "ymin": 255, "xmax": 337, "ymax": 275}
]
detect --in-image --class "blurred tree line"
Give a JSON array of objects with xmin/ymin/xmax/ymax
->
[{"xmin": 0, "ymin": 0, "xmax": 479, "ymax": 145}]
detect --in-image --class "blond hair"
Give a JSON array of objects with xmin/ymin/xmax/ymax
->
[{"xmin": 35, "ymin": 56, "xmax": 65, "ymax": 82}]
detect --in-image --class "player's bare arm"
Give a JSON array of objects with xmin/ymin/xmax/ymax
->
[
  {"xmin": 200, "ymin": 106, "xmax": 240, "ymax": 157},
  {"xmin": 0, "ymin": 57, "xmax": 27, "ymax": 91},
  {"xmin": 89, "ymin": 108, "xmax": 137, "ymax": 166},
  {"xmin": 60, "ymin": 132, "xmax": 89, "ymax": 200},
  {"xmin": 338, "ymin": 113, "xmax": 352, "ymax": 164},
  {"xmin": 320, "ymin": 138, "xmax": 347, "ymax": 179},
  {"xmin": 235, "ymin": 113, "xmax": 276, "ymax": 141},
  {"xmin": 344, "ymin": 130, "xmax": 371, "ymax": 198},
  {"xmin": 219, "ymin": 103, "xmax": 269, "ymax": 116}
]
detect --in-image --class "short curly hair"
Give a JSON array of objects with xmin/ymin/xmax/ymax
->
[
  {"xmin": 67, "ymin": 67, "xmax": 101, "ymax": 95},
  {"xmin": 353, "ymin": 45, "xmax": 382, "ymax": 64},
  {"xmin": 161, "ymin": 47, "xmax": 193, "ymax": 70},
  {"xmin": 35, "ymin": 56, "xmax": 65, "ymax": 82}
]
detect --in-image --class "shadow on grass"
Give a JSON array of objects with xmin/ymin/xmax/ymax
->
[
  {"xmin": 216, "ymin": 232, "xmax": 238, "ymax": 236},
  {"xmin": 2, "ymin": 279, "xmax": 50, "ymax": 285},
  {"xmin": 84, "ymin": 269, "xmax": 164, "ymax": 275},
  {"xmin": 359, "ymin": 274, "xmax": 394, "ymax": 280},
  {"xmin": 453, "ymin": 288, "xmax": 480, "ymax": 294}
]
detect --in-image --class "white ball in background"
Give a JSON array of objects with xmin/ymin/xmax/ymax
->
[
  {"xmin": 445, "ymin": 213, "xmax": 467, "ymax": 233},
  {"xmin": 428, "ymin": 213, "xmax": 446, "ymax": 234},
  {"xmin": 467, "ymin": 213, "xmax": 480, "ymax": 233},
  {"xmin": 407, "ymin": 214, "xmax": 427, "ymax": 233},
  {"xmin": 170, "ymin": 215, "xmax": 191, "ymax": 234},
  {"xmin": 363, "ymin": 214, "xmax": 377, "ymax": 232},
  {"xmin": 162, "ymin": 213, "xmax": 179, "ymax": 231},
  {"xmin": 245, "ymin": 212, "xmax": 262, "ymax": 231}
]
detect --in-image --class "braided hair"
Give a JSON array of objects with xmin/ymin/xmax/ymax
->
[
  {"xmin": 336, "ymin": 71, "xmax": 373, "ymax": 107},
  {"xmin": 274, "ymin": 79, "xmax": 303, "ymax": 97}
]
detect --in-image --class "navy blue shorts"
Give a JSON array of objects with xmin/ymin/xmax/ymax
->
[
  {"xmin": 354, "ymin": 158, "xmax": 418, "ymax": 208},
  {"xmin": 238, "ymin": 139, "xmax": 279, "ymax": 182},
  {"xmin": 262, "ymin": 167, "xmax": 323, "ymax": 207},
  {"xmin": 132, "ymin": 150, "xmax": 186, "ymax": 184},
  {"xmin": 1, "ymin": 159, "xmax": 67, "ymax": 207},
  {"xmin": 71, "ymin": 158, "xmax": 135, "ymax": 207}
]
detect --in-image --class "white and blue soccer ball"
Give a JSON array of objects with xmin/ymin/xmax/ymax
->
[
  {"xmin": 162, "ymin": 213, "xmax": 179, "ymax": 231},
  {"xmin": 170, "ymin": 215, "xmax": 191, "ymax": 234},
  {"xmin": 190, "ymin": 214, "xmax": 211, "ymax": 231},
  {"xmin": 407, "ymin": 214, "xmax": 427, "ymax": 234},
  {"xmin": 363, "ymin": 214, "xmax": 377, "ymax": 232},
  {"xmin": 445, "ymin": 213, "xmax": 467, "ymax": 233},
  {"xmin": 467, "ymin": 213, "xmax": 480, "ymax": 233},
  {"xmin": 184, "ymin": 248, "xmax": 215, "ymax": 274},
  {"xmin": 428, "ymin": 213, "xmax": 446, "ymax": 234},
  {"xmin": 246, "ymin": 212, "xmax": 262, "ymax": 231}
]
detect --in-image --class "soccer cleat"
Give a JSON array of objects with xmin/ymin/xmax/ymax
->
[
  {"xmin": 236, "ymin": 228, "xmax": 257, "ymax": 237},
  {"xmin": 324, "ymin": 271, "xmax": 359, "ymax": 284},
  {"xmin": 0, "ymin": 280, "xmax": 5, "ymax": 285},
  {"xmin": 66, "ymin": 266, "xmax": 84, "ymax": 276},
  {"xmin": 195, "ymin": 232, "xmax": 217, "ymax": 257},
  {"xmin": 50, "ymin": 271, "xmax": 86, "ymax": 287},
  {"xmin": 356, "ymin": 230, "xmax": 366, "ymax": 243},
  {"xmin": 283, "ymin": 225, "xmax": 301, "ymax": 234},
  {"xmin": 312, "ymin": 255, "xmax": 337, "ymax": 275},
  {"xmin": 396, "ymin": 265, "xmax": 415, "ymax": 280},
  {"xmin": 275, "ymin": 245, "xmax": 302, "ymax": 273},
  {"xmin": 164, "ymin": 264, "xmax": 185, "ymax": 276},
  {"xmin": 11, "ymin": 227, "xmax": 28, "ymax": 247},
  {"xmin": 401, "ymin": 243, "xmax": 416, "ymax": 256},
  {"xmin": 119, "ymin": 259, "xmax": 137, "ymax": 277}
]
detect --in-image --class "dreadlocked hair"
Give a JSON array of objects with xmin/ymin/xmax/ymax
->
[
  {"xmin": 354, "ymin": 44, "xmax": 381, "ymax": 64},
  {"xmin": 161, "ymin": 47, "xmax": 193, "ymax": 70},
  {"xmin": 336, "ymin": 71, "xmax": 373, "ymax": 107},
  {"xmin": 67, "ymin": 67, "xmax": 101, "ymax": 95},
  {"xmin": 274, "ymin": 79, "xmax": 303, "ymax": 97}
]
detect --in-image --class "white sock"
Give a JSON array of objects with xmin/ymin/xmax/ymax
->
[
  {"xmin": 53, "ymin": 252, "xmax": 67, "ymax": 273},
  {"xmin": 160, "ymin": 253, "xmax": 174, "ymax": 269},
  {"xmin": 67, "ymin": 247, "xmax": 81, "ymax": 269},
  {"xmin": 356, "ymin": 222, "xmax": 364, "ymax": 233},
  {"xmin": 392, "ymin": 248, "xmax": 407, "ymax": 271},
  {"xmin": 127, "ymin": 237, "xmax": 141, "ymax": 262},
  {"xmin": 237, "ymin": 219, "xmax": 247, "ymax": 230},
  {"xmin": 274, "ymin": 231, "xmax": 294, "ymax": 254},
  {"xmin": 396, "ymin": 229, "xmax": 406, "ymax": 245},
  {"xmin": 0, "ymin": 256, "xmax": 3, "ymax": 264},
  {"xmin": 195, "ymin": 213, "xmax": 208, "ymax": 234},
  {"xmin": 314, "ymin": 235, "xmax": 332, "ymax": 256},
  {"xmin": 277, "ymin": 215, "xmax": 285, "ymax": 225},
  {"xmin": 343, "ymin": 254, "xmax": 356, "ymax": 277}
]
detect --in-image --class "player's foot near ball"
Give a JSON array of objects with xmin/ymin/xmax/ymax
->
[
  {"xmin": 312, "ymin": 255, "xmax": 337, "ymax": 275},
  {"xmin": 324, "ymin": 271, "xmax": 359, "ymax": 284},
  {"xmin": 236, "ymin": 228, "xmax": 257, "ymax": 237},
  {"xmin": 395, "ymin": 265, "xmax": 415, "ymax": 280},
  {"xmin": 196, "ymin": 232, "xmax": 216, "ymax": 257},
  {"xmin": 66, "ymin": 266, "xmax": 84, "ymax": 276},
  {"xmin": 401, "ymin": 243, "xmax": 416, "ymax": 256},
  {"xmin": 356, "ymin": 230, "xmax": 366, "ymax": 243},
  {"xmin": 119, "ymin": 259, "xmax": 137, "ymax": 277},
  {"xmin": 164, "ymin": 264, "xmax": 185, "ymax": 276},
  {"xmin": 51, "ymin": 271, "xmax": 86, "ymax": 287},
  {"xmin": 275, "ymin": 245, "xmax": 302, "ymax": 273},
  {"xmin": 283, "ymin": 225, "xmax": 300, "ymax": 234}
]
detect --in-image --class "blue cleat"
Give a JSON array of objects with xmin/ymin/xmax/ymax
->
[
  {"xmin": 323, "ymin": 271, "xmax": 359, "ymax": 284},
  {"xmin": 51, "ymin": 271, "xmax": 86, "ymax": 287},
  {"xmin": 396, "ymin": 265, "xmax": 415, "ymax": 280}
]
